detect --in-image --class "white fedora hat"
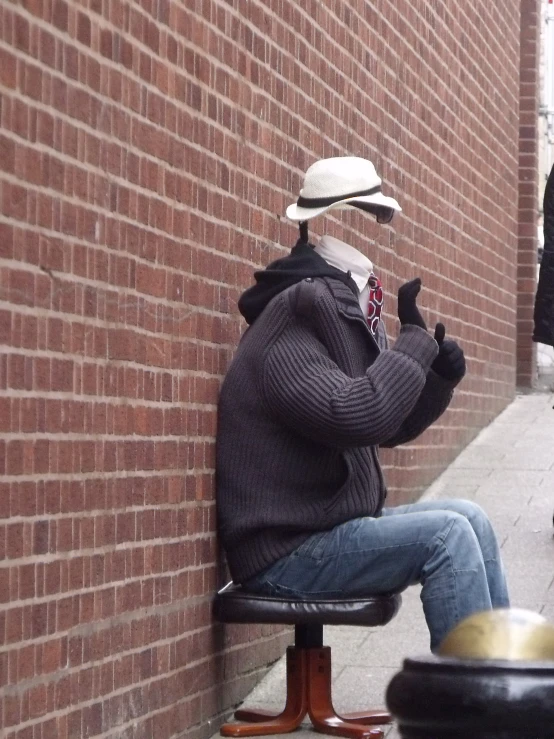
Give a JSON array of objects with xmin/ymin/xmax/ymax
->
[{"xmin": 286, "ymin": 156, "xmax": 401, "ymax": 223}]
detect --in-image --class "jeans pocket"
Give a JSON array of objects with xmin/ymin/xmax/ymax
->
[
  {"xmin": 245, "ymin": 531, "xmax": 342, "ymax": 599},
  {"xmin": 243, "ymin": 571, "xmax": 277, "ymax": 596},
  {"xmin": 293, "ymin": 531, "xmax": 331, "ymax": 562}
]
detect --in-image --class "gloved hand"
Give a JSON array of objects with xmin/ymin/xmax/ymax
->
[
  {"xmin": 397, "ymin": 278, "xmax": 427, "ymax": 331},
  {"xmin": 431, "ymin": 323, "xmax": 466, "ymax": 381}
]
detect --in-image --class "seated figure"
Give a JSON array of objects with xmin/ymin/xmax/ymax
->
[{"xmin": 216, "ymin": 156, "xmax": 509, "ymax": 652}]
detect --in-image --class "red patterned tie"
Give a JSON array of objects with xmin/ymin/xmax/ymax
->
[{"xmin": 367, "ymin": 273, "xmax": 383, "ymax": 335}]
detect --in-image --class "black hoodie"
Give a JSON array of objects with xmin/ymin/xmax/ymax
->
[{"xmin": 238, "ymin": 239, "xmax": 358, "ymax": 324}]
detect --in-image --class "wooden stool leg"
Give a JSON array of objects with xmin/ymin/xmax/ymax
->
[
  {"xmin": 339, "ymin": 710, "xmax": 391, "ymax": 725},
  {"xmin": 306, "ymin": 647, "xmax": 387, "ymax": 739},
  {"xmin": 220, "ymin": 647, "xmax": 308, "ymax": 736}
]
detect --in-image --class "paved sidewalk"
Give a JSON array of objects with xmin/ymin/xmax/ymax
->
[{"xmin": 217, "ymin": 390, "xmax": 554, "ymax": 738}]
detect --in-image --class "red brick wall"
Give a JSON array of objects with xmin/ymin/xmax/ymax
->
[
  {"xmin": 517, "ymin": 0, "xmax": 541, "ymax": 386},
  {"xmin": 0, "ymin": 1, "xmax": 532, "ymax": 738}
]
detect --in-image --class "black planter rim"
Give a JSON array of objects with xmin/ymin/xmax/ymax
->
[{"xmin": 403, "ymin": 654, "xmax": 554, "ymax": 676}]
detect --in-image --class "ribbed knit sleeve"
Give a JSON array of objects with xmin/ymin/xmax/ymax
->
[
  {"xmin": 381, "ymin": 370, "xmax": 455, "ymax": 447},
  {"xmin": 262, "ymin": 321, "xmax": 439, "ymax": 449}
]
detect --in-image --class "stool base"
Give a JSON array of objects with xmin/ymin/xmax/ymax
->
[{"xmin": 221, "ymin": 646, "xmax": 391, "ymax": 739}]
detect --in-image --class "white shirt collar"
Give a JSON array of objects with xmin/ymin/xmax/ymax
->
[{"xmin": 314, "ymin": 235, "xmax": 373, "ymax": 292}]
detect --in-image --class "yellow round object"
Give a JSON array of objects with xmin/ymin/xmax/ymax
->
[{"xmin": 438, "ymin": 608, "xmax": 554, "ymax": 661}]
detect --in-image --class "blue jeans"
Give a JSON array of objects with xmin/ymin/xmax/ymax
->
[{"xmin": 244, "ymin": 499, "xmax": 510, "ymax": 652}]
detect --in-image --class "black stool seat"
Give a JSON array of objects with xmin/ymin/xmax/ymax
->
[{"xmin": 214, "ymin": 582, "xmax": 401, "ymax": 627}]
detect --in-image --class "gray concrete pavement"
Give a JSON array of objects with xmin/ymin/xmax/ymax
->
[{"xmin": 217, "ymin": 390, "xmax": 554, "ymax": 738}]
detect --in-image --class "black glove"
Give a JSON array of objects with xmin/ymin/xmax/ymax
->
[
  {"xmin": 431, "ymin": 323, "xmax": 466, "ymax": 381},
  {"xmin": 397, "ymin": 278, "xmax": 427, "ymax": 331}
]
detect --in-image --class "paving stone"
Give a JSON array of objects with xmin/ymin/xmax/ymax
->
[
  {"xmin": 495, "ymin": 450, "xmax": 554, "ymax": 470},
  {"xmin": 451, "ymin": 447, "xmax": 507, "ymax": 465},
  {"xmin": 331, "ymin": 665, "xmax": 400, "ymax": 713}
]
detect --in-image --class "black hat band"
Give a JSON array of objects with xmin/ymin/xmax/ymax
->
[{"xmin": 296, "ymin": 185, "xmax": 382, "ymax": 209}]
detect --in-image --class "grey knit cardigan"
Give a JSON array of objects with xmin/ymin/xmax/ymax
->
[{"xmin": 216, "ymin": 276, "xmax": 456, "ymax": 583}]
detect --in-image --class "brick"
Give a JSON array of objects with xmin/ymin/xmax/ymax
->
[
  {"xmin": 0, "ymin": 46, "xmax": 17, "ymax": 89},
  {"xmin": 52, "ymin": 0, "xmax": 69, "ymax": 31},
  {"xmin": 77, "ymin": 12, "xmax": 92, "ymax": 45}
]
